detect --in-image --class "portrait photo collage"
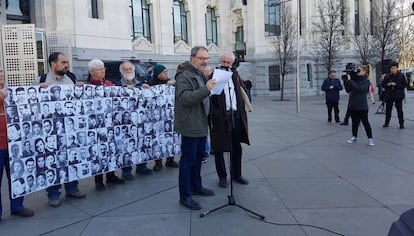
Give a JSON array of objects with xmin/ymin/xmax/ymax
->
[{"xmin": 5, "ymin": 84, "xmax": 181, "ymax": 198}]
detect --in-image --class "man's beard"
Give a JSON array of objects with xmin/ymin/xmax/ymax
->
[
  {"xmin": 123, "ymin": 72, "xmax": 135, "ymax": 81},
  {"xmin": 55, "ymin": 68, "xmax": 68, "ymax": 76}
]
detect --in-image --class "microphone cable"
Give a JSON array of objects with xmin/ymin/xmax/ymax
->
[{"xmin": 243, "ymin": 209, "xmax": 346, "ymax": 236}]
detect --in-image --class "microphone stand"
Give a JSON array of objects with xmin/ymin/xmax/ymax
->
[{"xmin": 200, "ymin": 77, "xmax": 264, "ymax": 220}]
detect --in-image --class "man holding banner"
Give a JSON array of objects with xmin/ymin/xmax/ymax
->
[
  {"xmin": 86, "ymin": 59, "xmax": 125, "ymax": 191},
  {"xmin": 118, "ymin": 61, "xmax": 153, "ymax": 180},
  {"xmin": 0, "ymin": 70, "xmax": 34, "ymax": 220},
  {"xmin": 32, "ymin": 52, "xmax": 86, "ymax": 207}
]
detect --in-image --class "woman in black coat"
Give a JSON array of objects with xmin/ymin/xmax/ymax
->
[{"xmin": 343, "ymin": 65, "xmax": 374, "ymax": 146}]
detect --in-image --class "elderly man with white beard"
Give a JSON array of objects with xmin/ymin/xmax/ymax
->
[
  {"xmin": 116, "ymin": 61, "xmax": 153, "ymax": 180},
  {"xmin": 116, "ymin": 61, "xmax": 147, "ymax": 88}
]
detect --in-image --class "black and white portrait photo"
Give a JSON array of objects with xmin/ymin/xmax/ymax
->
[{"xmin": 5, "ymin": 84, "xmax": 180, "ymax": 198}]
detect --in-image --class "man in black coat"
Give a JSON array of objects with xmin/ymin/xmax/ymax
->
[
  {"xmin": 209, "ymin": 51, "xmax": 250, "ymax": 188},
  {"xmin": 382, "ymin": 62, "xmax": 407, "ymax": 129},
  {"xmin": 321, "ymin": 70, "xmax": 343, "ymax": 123}
]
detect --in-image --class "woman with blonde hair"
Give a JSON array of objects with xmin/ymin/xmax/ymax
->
[{"xmin": 343, "ymin": 65, "xmax": 374, "ymax": 146}]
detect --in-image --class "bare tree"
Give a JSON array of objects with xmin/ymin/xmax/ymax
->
[
  {"xmin": 352, "ymin": 17, "xmax": 378, "ymax": 65},
  {"xmin": 372, "ymin": 0, "xmax": 398, "ymax": 73},
  {"xmin": 395, "ymin": 0, "xmax": 414, "ymax": 69},
  {"xmin": 270, "ymin": 4, "xmax": 297, "ymax": 101},
  {"xmin": 311, "ymin": 0, "xmax": 346, "ymax": 72}
]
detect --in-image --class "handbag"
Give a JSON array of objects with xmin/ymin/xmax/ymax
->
[{"xmin": 240, "ymin": 88, "xmax": 253, "ymax": 112}]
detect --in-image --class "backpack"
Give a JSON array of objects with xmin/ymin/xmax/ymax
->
[{"xmin": 39, "ymin": 71, "xmax": 77, "ymax": 84}]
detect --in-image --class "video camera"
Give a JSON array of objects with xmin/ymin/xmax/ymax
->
[{"xmin": 342, "ymin": 63, "xmax": 360, "ymax": 80}]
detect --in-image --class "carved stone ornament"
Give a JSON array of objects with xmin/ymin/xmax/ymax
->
[
  {"xmin": 207, "ymin": 0, "xmax": 217, "ymax": 7},
  {"xmin": 132, "ymin": 36, "xmax": 154, "ymax": 52},
  {"xmin": 232, "ymin": 9, "xmax": 243, "ymax": 28},
  {"xmin": 174, "ymin": 40, "xmax": 191, "ymax": 54},
  {"xmin": 207, "ymin": 43, "xmax": 220, "ymax": 55}
]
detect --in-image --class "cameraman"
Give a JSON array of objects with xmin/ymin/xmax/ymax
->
[
  {"xmin": 381, "ymin": 61, "xmax": 407, "ymax": 129},
  {"xmin": 343, "ymin": 65, "xmax": 374, "ymax": 146}
]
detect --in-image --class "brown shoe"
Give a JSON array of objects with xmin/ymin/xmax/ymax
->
[
  {"xmin": 106, "ymin": 175, "xmax": 125, "ymax": 184},
  {"xmin": 66, "ymin": 190, "xmax": 86, "ymax": 199},
  {"xmin": 218, "ymin": 178, "xmax": 228, "ymax": 188},
  {"xmin": 165, "ymin": 159, "xmax": 179, "ymax": 168},
  {"xmin": 48, "ymin": 199, "xmax": 61, "ymax": 207},
  {"xmin": 11, "ymin": 207, "xmax": 34, "ymax": 217},
  {"xmin": 233, "ymin": 176, "xmax": 249, "ymax": 185}
]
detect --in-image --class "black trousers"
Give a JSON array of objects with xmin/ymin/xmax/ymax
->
[
  {"xmin": 384, "ymin": 99, "xmax": 404, "ymax": 125},
  {"xmin": 214, "ymin": 117, "xmax": 242, "ymax": 179},
  {"xmin": 343, "ymin": 101, "xmax": 351, "ymax": 122},
  {"xmin": 350, "ymin": 109, "xmax": 373, "ymax": 139},
  {"xmin": 326, "ymin": 101, "xmax": 340, "ymax": 122},
  {"xmin": 95, "ymin": 171, "xmax": 116, "ymax": 184}
]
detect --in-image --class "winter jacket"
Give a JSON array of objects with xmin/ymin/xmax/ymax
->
[
  {"xmin": 382, "ymin": 72, "xmax": 407, "ymax": 101},
  {"xmin": 209, "ymin": 69, "xmax": 250, "ymax": 152},
  {"xmin": 344, "ymin": 76, "xmax": 370, "ymax": 110},
  {"xmin": 174, "ymin": 61, "xmax": 210, "ymax": 137},
  {"xmin": 321, "ymin": 78, "xmax": 343, "ymax": 102}
]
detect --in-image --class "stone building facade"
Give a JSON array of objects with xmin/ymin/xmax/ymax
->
[{"xmin": 0, "ymin": 0, "xmax": 375, "ymax": 96}]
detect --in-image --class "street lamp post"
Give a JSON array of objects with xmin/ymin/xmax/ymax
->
[
  {"xmin": 270, "ymin": 0, "xmax": 300, "ymax": 112},
  {"xmin": 295, "ymin": 1, "xmax": 300, "ymax": 113}
]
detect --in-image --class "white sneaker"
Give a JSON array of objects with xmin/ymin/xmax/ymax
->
[
  {"xmin": 368, "ymin": 138, "xmax": 375, "ymax": 146},
  {"xmin": 347, "ymin": 137, "xmax": 357, "ymax": 144}
]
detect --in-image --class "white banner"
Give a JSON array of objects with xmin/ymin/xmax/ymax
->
[{"xmin": 5, "ymin": 84, "xmax": 180, "ymax": 198}]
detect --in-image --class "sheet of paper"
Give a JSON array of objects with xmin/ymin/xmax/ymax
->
[{"xmin": 210, "ymin": 69, "xmax": 232, "ymax": 95}]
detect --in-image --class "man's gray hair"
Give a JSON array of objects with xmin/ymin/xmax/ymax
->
[
  {"xmin": 88, "ymin": 59, "xmax": 105, "ymax": 72},
  {"xmin": 190, "ymin": 46, "xmax": 208, "ymax": 57},
  {"xmin": 219, "ymin": 50, "xmax": 235, "ymax": 62},
  {"xmin": 119, "ymin": 61, "xmax": 135, "ymax": 73}
]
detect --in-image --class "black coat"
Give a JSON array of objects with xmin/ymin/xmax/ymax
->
[
  {"xmin": 382, "ymin": 72, "xmax": 407, "ymax": 101},
  {"xmin": 321, "ymin": 78, "xmax": 343, "ymax": 102},
  {"xmin": 344, "ymin": 76, "xmax": 369, "ymax": 110},
  {"xmin": 209, "ymin": 70, "xmax": 250, "ymax": 152}
]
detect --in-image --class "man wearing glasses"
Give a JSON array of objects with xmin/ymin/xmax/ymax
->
[
  {"xmin": 32, "ymin": 52, "xmax": 86, "ymax": 208},
  {"xmin": 86, "ymin": 59, "xmax": 125, "ymax": 191},
  {"xmin": 174, "ymin": 46, "xmax": 216, "ymax": 210}
]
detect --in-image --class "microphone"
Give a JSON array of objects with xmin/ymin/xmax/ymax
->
[{"xmin": 217, "ymin": 65, "xmax": 231, "ymax": 71}]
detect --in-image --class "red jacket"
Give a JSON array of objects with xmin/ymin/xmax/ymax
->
[
  {"xmin": 88, "ymin": 78, "xmax": 113, "ymax": 86},
  {"xmin": 0, "ymin": 97, "xmax": 7, "ymax": 150}
]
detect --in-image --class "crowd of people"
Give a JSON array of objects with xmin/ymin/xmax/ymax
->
[
  {"xmin": 0, "ymin": 47, "xmax": 253, "ymax": 220},
  {"xmin": 321, "ymin": 61, "xmax": 407, "ymax": 146}
]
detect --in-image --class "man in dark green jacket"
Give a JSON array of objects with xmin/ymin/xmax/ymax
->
[{"xmin": 175, "ymin": 46, "xmax": 216, "ymax": 210}]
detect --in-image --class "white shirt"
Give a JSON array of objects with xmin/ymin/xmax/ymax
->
[{"xmin": 223, "ymin": 79, "xmax": 237, "ymax": 111}]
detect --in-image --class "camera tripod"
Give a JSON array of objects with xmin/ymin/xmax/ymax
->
[{"xmin": 375, "ymin": 101, "xmax": 385, "ymax": 114}]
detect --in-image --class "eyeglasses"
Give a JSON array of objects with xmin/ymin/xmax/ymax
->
[{"xmin": 194, "ymin": 57, "xmax": 209, "ymax": 61}]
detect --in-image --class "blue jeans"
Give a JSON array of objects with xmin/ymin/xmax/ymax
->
[
  {"xmin": 179, "ymin": 136, "xmax": 206, "ymax": 200},
  {"xmin": 0, "ymin": 150, "xmax": 24, "ymax": 216},
  {"xmin": 205, "ymin": 139, "xmax": 210, "ymax": 154},
  {"xmin": 46, "ymin": 181, "xmax": 79, "ymax": 200}
]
